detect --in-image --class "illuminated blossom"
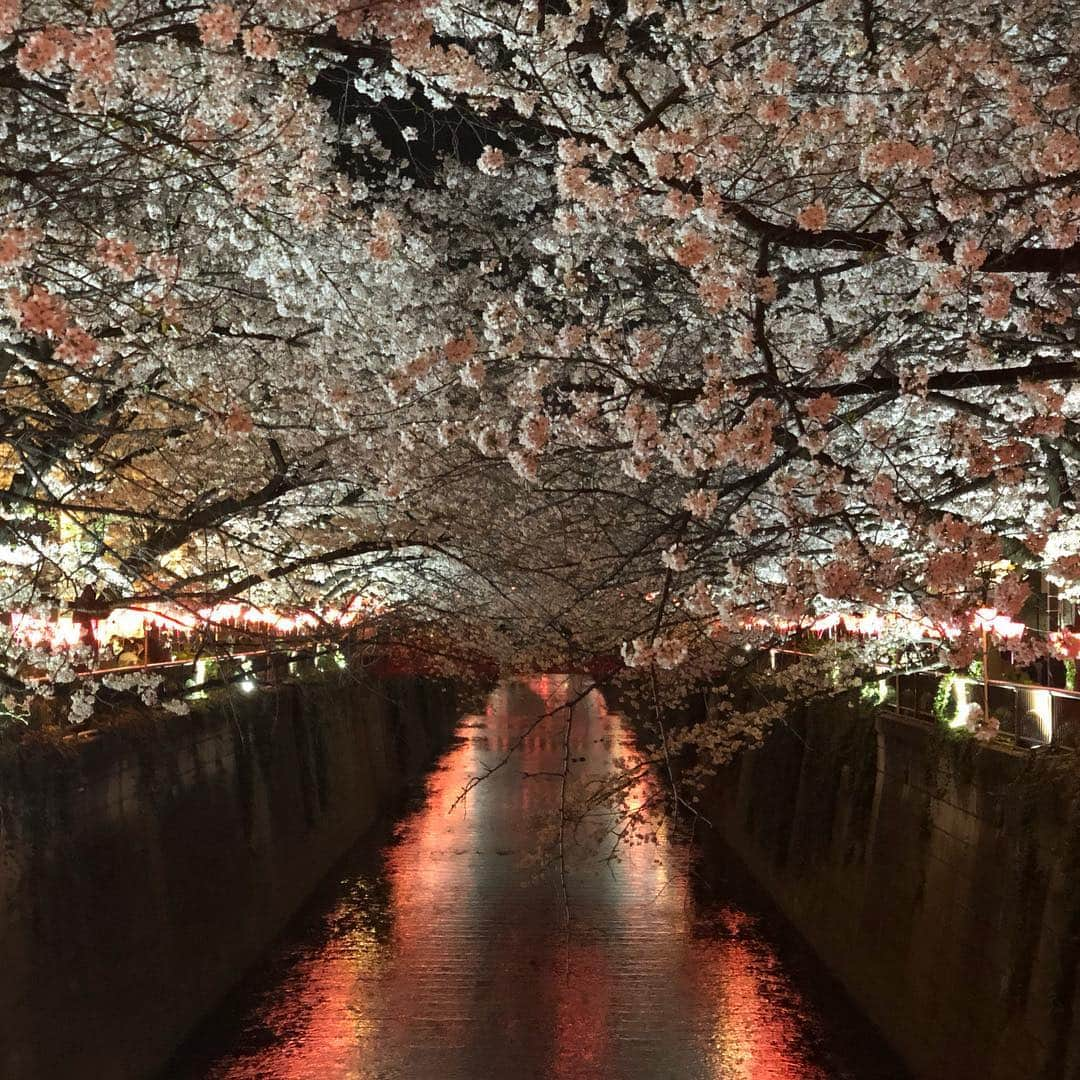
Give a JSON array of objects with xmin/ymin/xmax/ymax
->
[
  {"xmin": 368, "ymin": 236, "xmax": 392, "ymax": 260},
  {"xmin": 0, "ymin": 0, "xmax": 1078, "ymax": 731},
  {"xmin": 621, "ymin": 636, "xmax": 688, "ymax": 670},
  {"xmin": 697, "ymin": 275, "xmax": 733, "ymax": 313},
  {"xmin": 0, "ymin": 0, "xmax": 19, "ymax": 35},
  {"xmin": 1052, "ymin": 555, "xmax": 1080, "ymax": 582},
  {"xmin": 866, "ymin": 475, "xmax": 895, "ymax": 509},
  {"xmin": 16, "ymin": 286, "xmax": 68, "ymax": 336},
  {"xmin": 54, "ymin": 326, "xmax": 98, "ymax": 365},
  {"xmin": 684, "ymin": 580, "xmax": 716, "ymax": 616},
  {"xmin": 1032, "ymin": 130, "xmax": 1080, "ymax": 177},
  {"xmin": 926, "ymin": 551, "xmax": 975, "ymax": 589},
  {"xmin": 862, "ymin": 139, "xmax": 934, "ymax": 175},
  {"xmin": 653, "ymin": 636, "xmax": 688, "ymax": 669},
  {"xmin": 817, "ymin": 561, "xmax": 862, "ymax": 598},
  {"xmin": 222, "ymin": 406, "xmax": 254, "ymax": 434},
  {"xmin": 242, "ymin": 25, "xmax": 278, "ymax": 60},
  {"xmin": 661, "ymin": 545, "xmax": 688, "ymax": 571},
  {"xmin": 980, "ymin": 276, "xmax": 1013, "ymax": 320},
  {"xmin": 445, "ymin": 330, "xmax": 477, "ymax": 364},
  {"xmin": 955, "ymin": 237, "xmax": 987, "ymax": 270},
  {"xmin": 761, "ymin": 56, "xmax": 796, "ymax": 88},
  {"xmin": 673, "ymin": 231, "xmax": 713, "ymax": 268},
  {"xmin": 146, "ymin": 252, "xmax": 179, "ymax": 284},
  {"xmin": 183, "ymin": 116, "xmax": 216, "ymax": 145},
  {"xmin": 197, "ymin": 4, "xmax": 240, "ymax": 49},
  {"xmin": 477, "ymin": 146, "xmax": 506, "ymax": 175},
  {"xmin": 756, "ymin": 95, "xmax": 790, "ymax": 125},
  {"xmin": 233, "ymin": 169, "xmax": 268, "ymax": 207},
  {"xmin": 682, "ymin": 489, "xmax": 718, "ymax": 520},
  {"xmin": 804, "ymin": 393, "xmax": 838, "ymax": 423},
  {"xmin": 519, "ymin": 411, "xmax": 550, "ymax": 452},
  {"xmin": 1043, "ymin": 82, "xmax": 1073, "ymax": 111},
  {"xmin": 755, "ymin": 276, "xmax": 777, "ymax": 302},
  {"xmin": 461, "ymin": 358, "xmax": 485, "ymax": 389},
  {"xmin": 69, "ymin": 28, "xmax": 115, "ymax": 85},
  {"xmin": 17, "ymin": 28, "xmax": 71, "ymax": 76},
  {"xmin": 508, "ymin": 450, "xmax": 538, "ymax": 481},
  {"xmin": 664, "ymin": 191, "xmax": 696, "ymax": 219},
  {"xmin": 95, "ymin": 236, "xmax": 139, "ymax": 279},
  {"xmin": 795, "ymin": 200, "xmax": 828, "ymax": 232},
  {"xmin": 0, "ymin": 227, "xmax": 35, "ymax": 268},
  {"xmin": 629, "ymin": 328, "xmax": 662, "ymax": 370},
  {"xmin": 368, "ymin": 208, "xmax": 400, "ymax": 259},
  {"xmin": 335, "ymin": 5, "xmax": 365, "ymax": 37}
]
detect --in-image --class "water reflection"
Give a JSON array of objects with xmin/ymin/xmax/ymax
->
[{"xmin": 170, "ymin": 677, "xmax": 904, "ymax": 1080}]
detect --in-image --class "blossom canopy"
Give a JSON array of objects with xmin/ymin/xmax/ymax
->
[{"xmin": 0, "ymin": 0, "xmax": 1078, "ymax": 703}]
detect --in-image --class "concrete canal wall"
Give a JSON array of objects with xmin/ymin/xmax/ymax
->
[
  {"xmin": 704, "ymin": 702, "xmax": 1080, "ymax": 1080},
  {"xmin": 0, "ymin": 674, "xmax": 461, "ymax": 1080}
]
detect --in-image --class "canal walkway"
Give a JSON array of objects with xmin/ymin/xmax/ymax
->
[{"xmin": 169, "ymin": 677, "xmax": 906, "ymax": 1080}]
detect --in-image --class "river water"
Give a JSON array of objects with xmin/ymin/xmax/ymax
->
[{"xmin": 167, "ymin": 676, "xmax": 908, "ymax": 1080}]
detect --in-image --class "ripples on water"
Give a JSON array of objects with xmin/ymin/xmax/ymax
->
[{"xmin": 167, "ymin": 677, "xmax": 908, "ymax": 1080}]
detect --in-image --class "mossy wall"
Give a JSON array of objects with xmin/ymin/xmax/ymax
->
[
  {"xmin": 703, "ymin": 703, "xmax": 1080, "ymax": 1080},
  {"xmin": 0, "ymin": 674, "xmax": 460, "ymax": 1080}
]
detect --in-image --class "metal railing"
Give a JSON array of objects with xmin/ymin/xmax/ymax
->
[
  {"xmin": 24, "ymin": 642, "xmax": 359, "ymax": 707},
  {"xmin": 768, "ymin": 647, "xmax": 1080, "ymax": 749},
  {"xmin": 892, "ymin": 672, "xmax": 1080, "ymax": 748}
]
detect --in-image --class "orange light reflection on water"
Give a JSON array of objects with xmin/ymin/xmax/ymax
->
[{"xmin": 196, "ymin": 677, "xmax": 853, "ymax": 1080}]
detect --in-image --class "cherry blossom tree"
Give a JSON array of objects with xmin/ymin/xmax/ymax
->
[{"xmin": 1, "ymin": 0, "xmax": 1079, "ymax": 742}]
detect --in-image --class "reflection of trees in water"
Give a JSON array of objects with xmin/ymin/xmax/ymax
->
[
  {"xmin": 503, "ymin": 680, "xmax": 551, "ymax": 720},
  {"xmin": 503, "ymin": 674, "xmax": 582, "ymax": 720},
  {"xmin": 178, "ymin": 675, "xmax": 903, "ymax": 1080}
]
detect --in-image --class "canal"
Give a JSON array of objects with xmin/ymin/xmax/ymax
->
[{"xmin": 166, "ymin": 677, "xmax": 908, "ymax": 1080}]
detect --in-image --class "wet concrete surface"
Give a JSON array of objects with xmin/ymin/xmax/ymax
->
[{"xmin": 166, "ymin": 677, "xmax": 909, "ymax": 1080}]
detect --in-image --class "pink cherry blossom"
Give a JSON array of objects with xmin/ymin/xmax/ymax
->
[
  {"xmin": 196, "ymin": 4, "xmax": 240, "ymax": 50},
  {"xmin": 697, "ymin": 275, "xmax": 733, "ymax": 313},
  {"xmin": 955, "ymin": 237, "xmax": 988, "ymax": 270},
  {"xmin": 222, "ymin": 405, "xmax": 254, "ymax": 434},
  {"xmin": 817, "ymin": 561, "xmax": 862, "ymax": 598},
  {"xmin": 1032, "ymin": 130, "xmax": 1080, "ymax": 177},
  {"xmin": 54, "ymin": 326, "xmax": 98, "ymax": 365},
  {"xmin": 795, "ymin": 200, "xmax": 827, "ymax": 232},
  {"xmin": 17, "ymin": 286, "xmax": 69, "ymax": 337},
  {"xmin": 519, "ymin": 412, "xmax": 550, "ymax": 452},
  {"xmin": 477, "ymin": 146, "xmax": 505, "ymax": 175},
  {"xmin": 444, "ymin": 330, "xmax": 478, "ymax": 364},
  {"xmin": 761, "ymin": 56, "xmax": 796, "ymax": 89},
  {"xmin": 673, "ymin": 230, "xmax": 713, "ymax": 268},
  {"xmin": 0, "ymin": 227, "xmax": 35, "ymax": 267},
  {"xmin": 804, "ymin": 393, "xmax": 838, "ymax": 423},
  {"xmin": 17, "ymin": 28, "xmax": 71, "ymax": 76},
  {"xmin": 861, "ymin": 139, "xmax": 934, "ymax": 175},
  {"xmin": 1043, "ymin": 82, "xmax": 1072, "ymax": 111},
  {"xmin": 95, "ymin": 236, "xmax": 139, "ymax": 279},
  {"xmin": 69, "ymin": 28, "xmax": 115, "ymax": 85},
  {"xmin": 0, "ymin": 0, "xmax": 19, "ymax": 35},
  {"xmin": 242, "ymin": 26, "xmax": 278, "ymax": 61},
  {"xmin": 756, "ymin": 95, "xmax": 790, "ymax": 125},
  {"xmin": 682, "ymin": 490, "xmax": 718, "ymax": 520}
]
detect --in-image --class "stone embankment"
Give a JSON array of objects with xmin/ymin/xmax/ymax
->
[
  {"xmin": 0, "ymin": 674, "xmax": 462, "ymax": 1080},
  {"xmin": 703, "ymin": 702, "xmax": 1080, "ymax": 1080}
]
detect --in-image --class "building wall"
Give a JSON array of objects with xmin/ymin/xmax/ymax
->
[
  {"xmin": 703, "ymin": 704, "xmax": 1080, "ymax": 1080},
  {"xmin": 0, "ymin": 675, "xmax": 461, "ymax": 1080}
]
